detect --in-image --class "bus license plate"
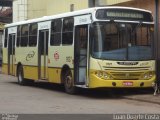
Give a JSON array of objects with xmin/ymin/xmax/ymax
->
[{"xmin": 123, "ymin": 82, "xmax": 133, "ymax": 86}]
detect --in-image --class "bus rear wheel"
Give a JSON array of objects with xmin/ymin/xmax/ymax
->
[
  {"xmin": 64, "ymin": 69, "xmax": 76, "ymax": 94},
  {"xmin": 17, "ymin": 65, "xmax": 27, "ymax": 85}
]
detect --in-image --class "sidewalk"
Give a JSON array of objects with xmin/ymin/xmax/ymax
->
[{"xmin": 123, "ymin": 93, "xmax": 160, "ymax": 105}]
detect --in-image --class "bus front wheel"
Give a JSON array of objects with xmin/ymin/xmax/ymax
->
[{"xmin": 64, "ymin": 69, "xmax": 76, "ymax": 94}]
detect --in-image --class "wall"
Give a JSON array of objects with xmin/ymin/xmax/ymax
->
[
  {"xmin": 13, "ymin": 0, "xmax": 88, "ymax": 20},
  {"xmin": 27, "ymin": 0, "xmax": 47, "ymax": 19},
  {"xmin": 115, "ymin": 0, "xmax": 155, "ymax": 15},
  {"xmin": 106, "ymin": 0, "xmax": 132, "ymax": 5},
  {"xmin": 13, "ymin": 0, "xmax": 28, "ymax": 22},
  {"xmin": 13, "ymin": 0, "xmax": 47, "ymax": 21},
  {"xmin": 46, "ymin": 0, "xmax": 88, "ymax": 16}
]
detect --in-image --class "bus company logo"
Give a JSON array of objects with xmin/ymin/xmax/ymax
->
[
  {"xmin": 54, "ymin": 51, "xmax": 59, "ymax": 61},
  {"xmin": 26, "ymin": 51, "xmax": 35, "ymax": 61},
  {"xmin": 125, "ymin": 73, "xmax": 130, "ymax": 78}
]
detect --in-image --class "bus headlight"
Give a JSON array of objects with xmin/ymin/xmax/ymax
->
[
  {"xmin": 143, "ymin": 72, "xmax": 154, "ymax": 80},
  {"xmin": 95, "ymin": 71, "xmax": 103, "ymax": 78},
  {"xmin": 95, "ymin": 71, "xmax": 113, "ymax": 80},
  {"xmin": 144, "ymin": 73, "xmax": 149, "ymax": 79},
  {"xmin": 103, "ymin": 72, "xmax": 109, "ymax": 79}
]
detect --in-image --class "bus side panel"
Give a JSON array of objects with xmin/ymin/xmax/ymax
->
[
  {"xmin": 2, "ymin": 48, "xmax": 8, "ymax": 74},
  {"xmin": 48, "ymin": 68, "xmax": 61, "ymax": 83},
  {"xmin": 23, "ymin": 66, "xmax": 38, "ymax": 80},
  {"xmin": 48, "ymin": 46, "xmax": 74, "ymax": 84},
  {"xmin": 15, "ymin": 47, "xmax": 38, "ymax": 80}
]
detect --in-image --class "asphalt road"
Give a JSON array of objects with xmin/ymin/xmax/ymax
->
[{"xmin": 0, "ymin": 73, "xmax": 160, "ymax": 114}]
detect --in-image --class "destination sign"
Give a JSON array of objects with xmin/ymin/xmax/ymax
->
[
  {"xmin": 106, "ymin": 11, "xmax": 144, "ymax": 19},
  {"xmin": 96, "ymin": 9, "xmax": 153, "ymax": 22}
]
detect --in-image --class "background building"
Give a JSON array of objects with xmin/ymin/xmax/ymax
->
[
  {"xmin": 13, "ymin": 0, "xmax": 131, "ymax": 22},
  {"xmin": 115, "ymin": 0, "xmax": 156, "ymax": 17},
  {"xmin": 0, "ymin": 0, "xmax": 13, "ymax": 65},
  {"xmin": 13, "ymin": 0, "xmax": 88, "ymax": 22}
]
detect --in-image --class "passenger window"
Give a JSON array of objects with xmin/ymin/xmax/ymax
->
[
  {"xmin": 50, "ymin": 19, "xmax": 62, "ymax": 46},
  {"xmin": 62, "ymin": 17, "xmax": 74, "ymax": 45},
  {"xmin": 29, "ymin": 23, "xmax": 38, "ymax": 47},
  {"xmin": 21, "ymin": 24, "xmax": 28, "ymax": 47},
  {"xmin": 17, "ymin": 26, "xmax": 21, "ymax": 47},
  {"xmin": 4, "ymin": 29, "xmax": 8, "ymax": 48}
]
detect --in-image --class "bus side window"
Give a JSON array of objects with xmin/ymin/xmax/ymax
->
[
  {"xmin": 29, "ymin": 23, "xmax": 38, "ymax": 47},
  {"xmin": 4, "ymin": 29, "xmax": 8, "ymax": 48},
  {"xmin": 17, "ymin": 26, "xmax": 21, "ymax": 47},
  {"xmin": 21, "ymin": 24, "xmax": 29, "ymax": 47},
  {"xmin": 50, "ymin": 19, "xmax": 62, "ymax": 46},
  {"xmin": 62, "ymin": 17, "xmax": 74, "ymax": 45}
]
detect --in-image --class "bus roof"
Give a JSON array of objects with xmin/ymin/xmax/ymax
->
[{"xmin": 5, "ymin": 6, "xmax": 152, "ymax": 28}]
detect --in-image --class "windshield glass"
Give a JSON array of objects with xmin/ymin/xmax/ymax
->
[{"xmin": 91, "ymin": 22, "xmax": 154, "ymax": 61}]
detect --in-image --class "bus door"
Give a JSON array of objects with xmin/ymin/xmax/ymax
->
[
  {"xmin": 74, "ymin": 25, "xmax": 88, "ymax": 85},
  {"xmin": 38, "ymin": 30, "xmax": 49, "ymax": 79},
  {"xmin": 8, "ymin": 34, "xmax": 15, "ymax": 75}
]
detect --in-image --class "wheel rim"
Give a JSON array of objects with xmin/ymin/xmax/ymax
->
[
  {"xmin": 65, "ymin": 75, "xmax": 72, "ymax": 89},
  {"xmin": 18, "ymin": 70, "xmax": 22, "ymax": 83}
]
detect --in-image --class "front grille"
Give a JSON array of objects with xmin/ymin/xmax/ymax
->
[{"xmin": 110, "ymin": 72, "xmax": 144, "ymax": 80}]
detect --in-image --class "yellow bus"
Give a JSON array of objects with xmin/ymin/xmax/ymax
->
[{"xmin": 2, "ymin": 7, "xmax": 155, "ymax": 94}]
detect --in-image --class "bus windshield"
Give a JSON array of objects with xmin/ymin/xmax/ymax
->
[{"xmin": 91, "ymin": 22, "xmax": 154, "ymax": 61}]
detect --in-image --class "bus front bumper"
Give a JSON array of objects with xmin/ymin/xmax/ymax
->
[{"xmin": 89, "ymin": 74, "xmax": 156, "ymax": 88}]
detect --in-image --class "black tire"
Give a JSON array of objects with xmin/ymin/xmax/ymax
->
[
  {"xmin": 64, "ymin": 69, "xmax": 76, "ymax": 94},
  {"xmin": 17, "ymin": 65, "xmax": 27, "ymax": 85}
]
